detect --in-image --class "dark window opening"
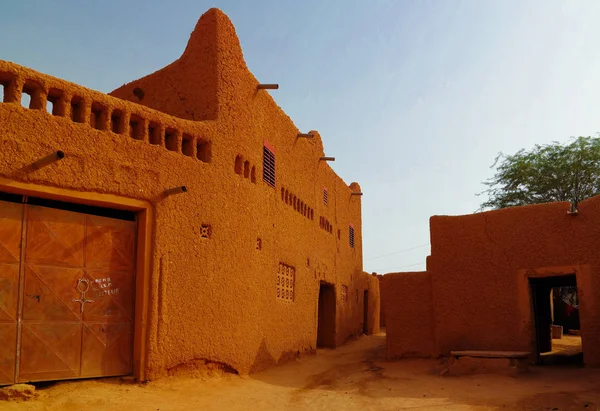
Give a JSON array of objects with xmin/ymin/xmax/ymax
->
[
  {"xmin": 263, "ymin": 145, "xmax": 275, "ymax": 187},
  {"xmin": 196, "ymin": 139, "xmax": 211, "ymax": 163},
  {"xmin": 165, "ymin": 128, "xmax": 179, "ymax": 151},
  {"xmin": 129, "ymin": 115, "xmax": 144, "ymax": 140},
  {"xmin": 20, "ymin": 89, "xmax": 32, "ymax": 109},
  {"xmin": 70, "ymin": 96, "xmax": 85, "ymax": 123},
  {"xmin": 243, "ymin": 160, "xmax": 250, "ymax": 178},
  {"xmin": 111, "ymin": 110, "xmax": 125, "ymax": 134},
  {"xmin": 22, "ymin": 82, "xmax": 45, "ymax": 110},
  {"xmin": 47, "ymin": 88, "xmax": 65, "ymax": 116},
  {"xmin": 323, "ymin": 188, "xmax": 328, "ymax": 205},
  {"xmin": 234, "ymin": 155, "xmax": 243, "ymax": 175},
  {"xmin": 349, "ymin": 226, "xmax": 355, "ymax": 248},
  {"xmin": 0, "ymin": 75, "xmax": 15, "ymax": 103},
  {"xmin": 200, "ymin": 224, "xmax": 211, "ymax": 238},
  {"xmin": 90, "ymin": 102, "xmax": 106, "ymax": 130},
  {"xmin": 148, "ymin": 123, "xmax": 161, "ymax": 145},
  {"xmin": 182, "ymin": 134, "xmax": 194, "ymax": 157}
]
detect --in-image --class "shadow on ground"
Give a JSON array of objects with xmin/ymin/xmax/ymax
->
[
  {"xmin": 248, "ymin": 332, "xmax": 600, "ymax": 410},
  {"xmin": 4, "ymin": 333, "xmax": 600, "ymax": 411}
]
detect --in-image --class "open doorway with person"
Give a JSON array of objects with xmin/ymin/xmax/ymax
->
[{"xmin": 530, "ymin": 274, "xmax": 582, "ymax": 366}]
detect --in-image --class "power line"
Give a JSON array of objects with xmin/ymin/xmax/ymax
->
[
  {"xmin": 369, "ymin": 262, "xmax": 425, "ymax": 273},
  {"xmin": 365, "ymin": 243, "xmax": 430, "ymax": 261}
]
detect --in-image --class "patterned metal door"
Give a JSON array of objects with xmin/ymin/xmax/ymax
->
[
  {"xmin": 19, "ymin": 205, "xmax": 87, "ymax": 382},
  {"xmin": 0, "ymin": 198, "xmax": 136, "ymax": 384},
  {"xmin": 0, "ymin": 201, "xmax": 23, "ymax": 385},
  {"xmin": 79, "ymin": 214, "xmax": 136, "ymax": 378}
]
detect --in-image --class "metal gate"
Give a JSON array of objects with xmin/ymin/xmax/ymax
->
[{"xmin": 0, "ymin": 196, "xmax": 136, "ymax": 384}]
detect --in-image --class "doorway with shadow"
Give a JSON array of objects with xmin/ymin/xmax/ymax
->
[{"xmin": 530, "ymin": 274, "xmax": 582, "ymax": 366}]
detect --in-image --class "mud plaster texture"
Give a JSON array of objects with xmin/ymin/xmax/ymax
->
[
  {"xmin": 0, "ymin": 8, "xmax": 379, "ymax": 379},
  {"xmin": 381, "ymin": 272, "xmax": 435, "ymax": 359},
  {"xmin": 383, "ymin": 198, "xmax": 600, "ymax": 367},
  {"xmin": 374, "ymin": 273, "xmax": 386, "ymax": 327}
]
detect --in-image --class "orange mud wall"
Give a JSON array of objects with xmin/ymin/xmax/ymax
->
[
  {"xmin": 0, "ymin": 8, "xmax": 379, "ymax": 379},
  {"xmin": 376, "ymin": 273, "xmax": 386, "ymax": 327},
  {"xmin": 381, "ymin": 272, "xmax": 435, "ymax": 359},
  {"xmin": 384, "ymin": 199, "xmax": 600, "ymax": 366}
]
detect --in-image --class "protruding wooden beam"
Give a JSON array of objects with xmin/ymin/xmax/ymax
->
[
  {"xmin": 351, "ymin": 192, "xmax": 363, "ymax": 196},
  {"xmin": 257, "ymin": 84, "xmax": 279, "ymax": 90},
  {"xmin": 319, "ymin": 157, "xmax": 335, "ymax": 162},
  {"xmin": 30, "ymin": 150, "xmax": 65, "ymax": 171},
  {"xmin": 164, "ymin": 186, "xmax": 188, "ymax": 197},
  {"xmin": 297, "ymin": 133, "xmax": 314, "ymax": 139}
]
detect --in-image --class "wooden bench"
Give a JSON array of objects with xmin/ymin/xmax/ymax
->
[
  {"xmin": 451, "ymin": 350, "xmax": 530, "ymax": 360},
  {"xmin": 443, "ymin": 351, "xmax": 531, "ymax": 375}
]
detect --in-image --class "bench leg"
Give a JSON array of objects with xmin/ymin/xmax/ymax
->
[
  {"xmin": 440, "ymin": 356, "xmax": 456, "ymax": 376},
  {"xmin": 508, "ymin": 358, "xmax": 529, "ymax": 375},
  {"xmin": 517, "ymin": 358, "xmax": 529, "ymax": 373}
]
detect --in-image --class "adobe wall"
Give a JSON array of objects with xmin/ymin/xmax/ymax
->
[
  {"xmin": 377, "ymin": 274, "xmax": 386, "ymax": 327},
  {"xmin": 0, "ymin": 8, "xmax": 376, "ymax": 379},
  {"xmin": 381, "ymin": 272, "xmax": 435, "ymax": 359},
  {"xmin": 428, "ymin": 198, "xmax": 600, "ymax": 366},
  {"xmin": 363, "ymin": 273, "xmax": 381, "ymax": 337}
]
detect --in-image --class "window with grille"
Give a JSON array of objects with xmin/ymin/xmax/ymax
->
[
  {"xmin": 349, "ymin": 225, "xmax": 355, "ymax": 248},
  {"xmin": 276, "ymin": 262, "xmax": 295, "ymax": 302},
  {"xmin": 323, "ymin": 187, "xmax": 328, "ymax": 204},
  {"xmin": 263, "ymin": 144, "xmax": 275, "ymax": 187},
  {"xmin": 341, "ymin": 285, "xmax": 348, "ymax": 302}
]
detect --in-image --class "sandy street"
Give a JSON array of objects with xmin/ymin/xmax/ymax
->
[{"xmin": 2, "ymin": 332, "xmax": 599, "ymax": 411}]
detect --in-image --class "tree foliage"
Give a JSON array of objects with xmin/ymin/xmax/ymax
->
[{"xmin": 479, "ymin": 136, "xmax": 600, "ymax": 210}]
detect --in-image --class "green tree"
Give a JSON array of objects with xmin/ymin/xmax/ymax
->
[{"xmin": 479, "ymin": 136, "xmax": 600, "ymax": 210}]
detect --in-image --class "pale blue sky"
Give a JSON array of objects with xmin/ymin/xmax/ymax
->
[{"xmin": 2, "ymin": 1, "xmax": 600, "ymax": 272}]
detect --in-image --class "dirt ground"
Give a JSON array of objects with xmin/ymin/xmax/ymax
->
[
  {"xmin": 543, "ymin": 335, "xmax": 582, "ymax": 356},
  {"xmin": 3, "ymin": 332, "xmax": 600, "ymax": 411}
]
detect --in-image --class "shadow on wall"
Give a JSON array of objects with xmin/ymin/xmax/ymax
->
[{"xmin": 249, "ymin": 339, "xmax": 315, "ymax": 374}]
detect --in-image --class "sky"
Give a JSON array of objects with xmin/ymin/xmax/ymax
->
[{"xmin": 2, "ymin": 0, "xmax": 600, "ymax": 273}]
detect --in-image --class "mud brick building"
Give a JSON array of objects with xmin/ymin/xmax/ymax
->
[
  {"xmin": 383, "ymin": 198, "xmax": 600, "ymax": 367},
  {"xmin": 0, "ymin": 8, "xmax": 379, "ymax": 385}
]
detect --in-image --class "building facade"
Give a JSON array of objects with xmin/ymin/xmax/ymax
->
[
  {"xmin": 0, "ymin": 8, "xmax": 379, "ymax": 385},
  {"xmin": 382, "ymin": 198, "xmax": 600, "ymax": 367}
]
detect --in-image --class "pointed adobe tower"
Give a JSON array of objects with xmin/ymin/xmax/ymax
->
[{"xmin": 110, "ymin": 8, "xmax": 250, "ymax": 121}]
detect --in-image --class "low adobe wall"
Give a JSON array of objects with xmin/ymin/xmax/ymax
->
[
  {"xmin": 376, "ymin": 274, "xmax": 386, "ymax": 328},
  {"xmin": 381, "ymin": 272, "xmax": 435, "ymax": 359},
  {"xmin": 384, "ymin": 197, "xmax": 600, "ymax": 366},
  {"xmin": 365, "ymin": 273, "xmax": 381, "ymax": 336},
  {"xmin": 428, "ymin": 198, "xmax": 600, "ymax": 366}
]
